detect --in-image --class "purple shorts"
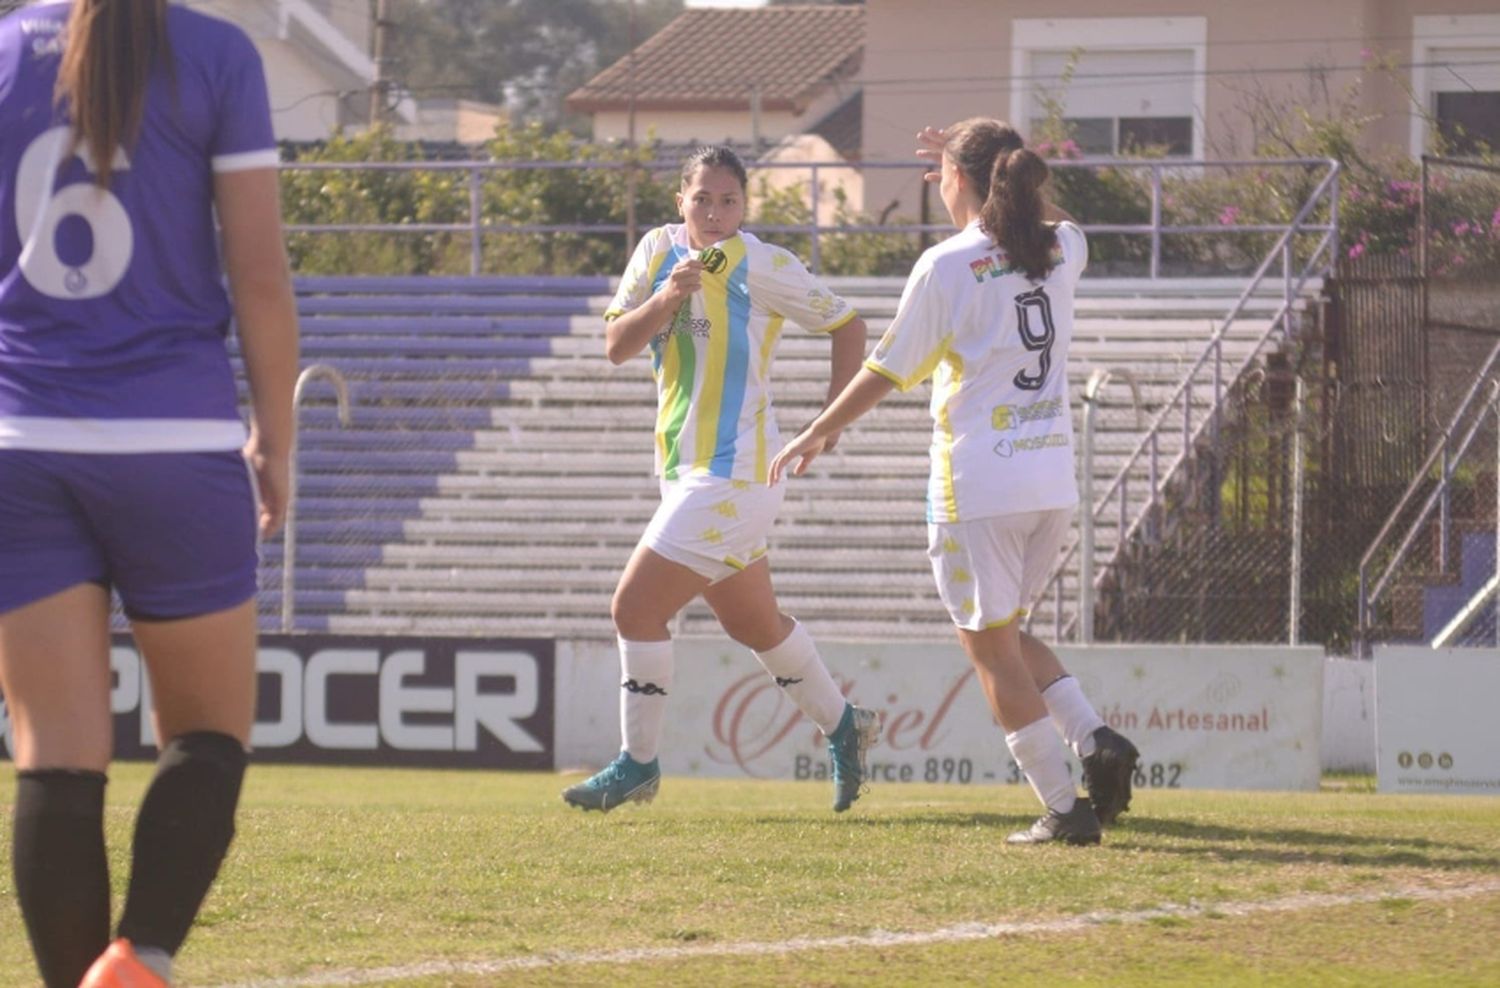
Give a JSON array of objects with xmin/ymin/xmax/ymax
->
[{"xmin": 0, "ymin": 449, "xmax": 258, "ymax": 620}]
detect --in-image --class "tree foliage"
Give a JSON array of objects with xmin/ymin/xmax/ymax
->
[{"xmin": 386, "ymin": 0, "xmax": 683, "ymax": 132}]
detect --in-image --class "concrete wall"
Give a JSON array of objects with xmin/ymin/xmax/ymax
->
[
  {"xmin": 860, "ymin": 0, "xmax": 1500, "ymax": 219},
  {"xmin": 1323, "ymin": 657, "xmax": 1376, "ymax": 773},
  {"xmin": 559, "ymin": 640, "xmax": 1379, "ymax": 778},
  {"xmin": 194, "ymin": 0, "xmax": 368, "ymax": 141}
]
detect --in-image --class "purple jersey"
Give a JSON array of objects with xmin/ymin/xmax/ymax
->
[{"xmin": 0, "ymin": 2, "xmax": 277, "ymax": 452}]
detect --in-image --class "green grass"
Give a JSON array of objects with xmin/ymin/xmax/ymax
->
[{"xmin": 2, "ymin": 765, "xmax": 1498, "ymax": 986}]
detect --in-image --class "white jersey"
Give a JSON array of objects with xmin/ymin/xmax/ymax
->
[
  {"xmin": 865, "ymin": 219, "xmax": 1087, "ymax": 522},
  {"xmin": 607, "ymin": 224, "xmax": 856, "ymax": 483}
]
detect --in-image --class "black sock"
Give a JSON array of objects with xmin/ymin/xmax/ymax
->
[
  {"xmin": 117, "ymin": 731, "xmax": 247, "ymax": 956},
  {"xmin": 13, "ymin": 769, "xmax": 112, "ymax": 988}
]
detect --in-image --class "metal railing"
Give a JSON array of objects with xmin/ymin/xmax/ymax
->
[
  {"xmin": 1030, "ymin": 158, "xmax": 1341, "ymax": 641},
  {"xmin": 1357, "ymin": 342, "xmax": 1500, "ymax": 652},
  {"xmin": 279, "ymin": 156, "xmax": 1341, "ymax": 277},
  {"xmin": 1076, "ymin": 367, "xmax": 1144, "ymax": 643},
  {"xmin": 282, "ymin": 363, "xmax": 351, "ymax": 632}
]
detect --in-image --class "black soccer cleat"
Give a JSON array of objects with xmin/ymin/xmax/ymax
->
[
  {"xmin": 1081, "ymin": 725, "xmax": 1140, "ymax": 826},
  {"xmin": 1006, "ymin": 798, "xmax": 1102, "ymax": 846}
]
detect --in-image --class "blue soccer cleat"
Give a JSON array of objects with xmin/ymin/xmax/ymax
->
[
  {"xmin": 562, "ymin": 751, "xmax": 661, "ymax": 813},
  {"xmin": 827, "ymin": 704, "xmax": 880, "ymax": 812}
]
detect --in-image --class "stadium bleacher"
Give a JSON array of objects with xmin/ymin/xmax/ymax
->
[{"xmin": 244, "ymin": 273, "xmax": 1316, "ymax": 642}]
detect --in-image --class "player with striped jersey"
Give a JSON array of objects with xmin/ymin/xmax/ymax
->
[
  {"xmin": 0, "ymin": 2, "xmax": 298, "ymax": 984},
  {"xmin": 563, "ymin": 146, "xmax": 879, "ymax": 815},
  {"xmin": 771, "ymin": 120, "xmax": 1139, "ymax": 845}
]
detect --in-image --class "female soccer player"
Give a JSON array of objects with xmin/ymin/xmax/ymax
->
[
  {"xmin": 770, "ymin": 121, "xmax": 1139, "ymax": 845},
  {"xmin": 563, "ymin": 146, "xmax": 879, "ymax": 814},
  {"xmin": 0, "ymin": 1, "xmax": 298, "ymax": 983}
]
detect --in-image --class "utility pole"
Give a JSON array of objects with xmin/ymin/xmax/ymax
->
[
  {"xmin": 625, "ymin": 0, "xmax": 639, "ymax": 254},
  {"xmin": 369, "ymin": 0, "xmax": 391, "ymax": 128}
]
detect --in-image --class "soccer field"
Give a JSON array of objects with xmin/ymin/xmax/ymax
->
[{"xmin": 2, "ymin": 765, "xmax": 1497, "ymax": 987}]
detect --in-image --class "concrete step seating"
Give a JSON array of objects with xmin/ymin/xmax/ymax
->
[{"xmin": 251, "ymin": 273, "xmax": 1316, "ymax": 640}]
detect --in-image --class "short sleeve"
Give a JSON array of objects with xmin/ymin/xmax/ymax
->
[
  {"xmin": 748, "ymin": 244, "xmax": 855, "ymax": 333},
  {"xmin": 1055, "ymin": 221, "xmax": 1088, "ymax": 279},
  {"xmin": 604, "ymin": 227, "xmax": 665, "ymax": 320},
  {"xmin": 864, "ymin": 258, "xmax": 950, "ymax": 392},
  {"xmin": 209, "ymin": 26, "xmax": 277, "ymax": 173}
]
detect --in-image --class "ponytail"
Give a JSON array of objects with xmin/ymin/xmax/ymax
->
[
  {"xmin": 948, "ymin": 118, "xmax": 1057, "ymax": 281},
  {"xmin": 982, "ymin": 146, "xmax": 1053, "ymax": 281},
  {"xmin": 55, "ymin": 0, "xmax": 171, "ymax": 188}
]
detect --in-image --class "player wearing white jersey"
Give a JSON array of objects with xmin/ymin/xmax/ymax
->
[
  {"xmin": 0, "ymin": 2, "xmax": 298, "ymax": 984},
  {"xmin": 771, "ymin": 120, "xmax": 1140, "ymax": 846},
  {"xmin": 563, "ymin": 147, "xmax": 880, "ymax": 816}
]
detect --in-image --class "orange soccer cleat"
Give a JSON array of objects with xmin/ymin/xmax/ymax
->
[{"xmin": 78, "ymin": 939, "xmax": 169, "ymax": 988}]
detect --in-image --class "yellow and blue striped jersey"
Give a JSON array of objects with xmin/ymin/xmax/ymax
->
[{"xmin": 607, "ymin": 225, "xmax": 857, "ymax": 482}]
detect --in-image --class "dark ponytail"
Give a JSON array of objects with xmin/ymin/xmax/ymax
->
[
  {"xmin": 55, "ymin": 0, "xmax": 171, "ymax": 188},
  {"xmin": 948, "ymin": 118, "xmax": 1057, "ymax": 281}
]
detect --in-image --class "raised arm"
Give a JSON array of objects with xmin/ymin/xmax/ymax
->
[{"xmin": 917, "ymin": 125, "xmax": 1075, "ymax": 223}]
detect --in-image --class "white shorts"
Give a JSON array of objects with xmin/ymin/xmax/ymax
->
[
  {"xmin": 640, "ymin": 474, "xmax": 785, "ymax": 584},
  {"xmin": 928, "ymin": 507, "xmax": 1073, "ymax": 631}
]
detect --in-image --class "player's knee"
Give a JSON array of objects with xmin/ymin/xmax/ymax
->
[
  {"xmin": 724, "ymin": 612, "xmax": 792, "ymax": 652},
  {"xmin": 155, "ymin": 731, "xmax": 247, "ymax": 823},
  {"xmin": 611, "ymin": 598, "xmax": 667, "ymax": 642}
]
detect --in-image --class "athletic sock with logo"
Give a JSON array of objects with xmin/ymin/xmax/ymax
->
[
  {"xmin": 1040, "ymin": 675, "xmax": 1106, "ymax": 758},
  {"xmin": 1005, "ymin": 717, "xmax": 1078, "ymax": 814},
  {"xmin": 13, "ymin": 769, "xmax": 111, "ymax": 988},
  {"xmin": 619, "ymin": 637, "xmax": 674, "ymax": 763},
  {"xmin": 753, "ymin": 620, "xmax": 847, "ymax": 735}
]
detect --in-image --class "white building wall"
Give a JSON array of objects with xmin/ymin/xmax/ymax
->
[{"xmin": 190, "ymin": 0, "xmax": 370, "ymax": 142}]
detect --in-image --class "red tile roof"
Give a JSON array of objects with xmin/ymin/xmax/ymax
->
[{"xmin": 566, "ymin": 5, "xmax": 864, "ymax": 115}]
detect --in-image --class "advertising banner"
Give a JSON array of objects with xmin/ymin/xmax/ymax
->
[
  {"xmin": 1375, "ymin": 646, "xmax": 1500, "ymax": 795},
  {"xmin": 565, "ymin": 640, "xmax": 1323, "ymax": 791},
  {"xmin": 0, "ymin": 634, "xmax": 555, "ymax": 770}
]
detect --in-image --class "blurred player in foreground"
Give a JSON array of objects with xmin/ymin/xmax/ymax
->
[
  {"xmin": 771, "ymin": 121, "xmax": 1139, "ymax": 845},
  {"xmin": 0, "ymin": 1, "xmax": 297, "ymax": 983}
]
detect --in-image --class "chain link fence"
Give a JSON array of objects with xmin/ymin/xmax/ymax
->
[
  {"xmin": 1353, "ymin": 157, "xmax": 1500, "ymax": 651},
  {"xmin": 1090, "ymin": 156, "xmax": 1500, "ymax": 653}
]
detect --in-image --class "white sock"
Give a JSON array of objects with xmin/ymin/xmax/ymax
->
[
  {"xmin": 1041, "ymin": 675, "xmax": 1106, "ymax": 758},
  {"xmin": 753, "ymin": 620, "xmax": 847, "ymax": 735},
  {"xmin": 134, "ymin": 946, "xmax": 173, "ymax": 982},
  {"xmin": 619, "ymin": 637, "xmax": 673, "ymax": 763},
  {"xmin": 1005, "ymin": 717, "xmax": 1078, "ymax": 814}
]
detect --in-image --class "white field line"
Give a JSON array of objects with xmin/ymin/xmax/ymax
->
[{"xmin": 216, "ymin": 877, "xmax": 1500, "ymax": 988}]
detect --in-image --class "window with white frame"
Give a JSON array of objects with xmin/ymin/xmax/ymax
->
[
  {"xmin": 1013, "ymin": 18, "xmax": 1206, "ymax": 159},
  {"xmin": 1412, "ymin": 16, "xmax": 1500, "ymax": 157}
]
